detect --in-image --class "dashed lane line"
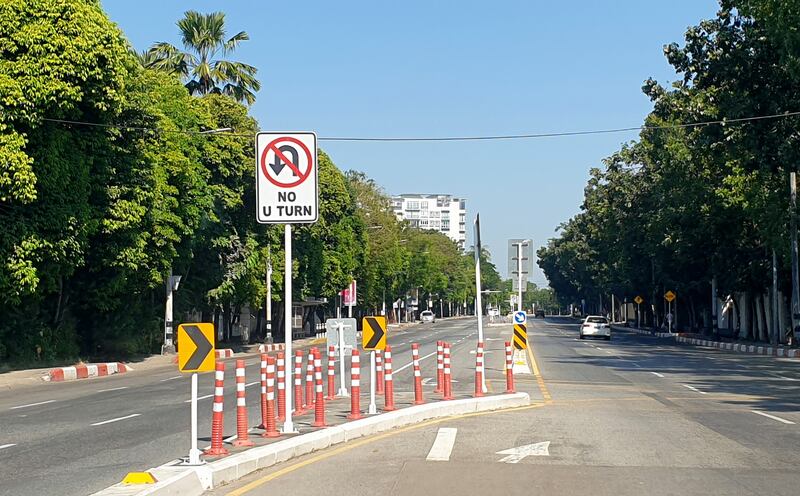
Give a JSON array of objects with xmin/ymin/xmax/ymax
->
[
  {"xmin": 97, "ymin": 386, "xmax": 128, "ymax": 392},
  {"xmin": 394, "ymin": 351, "xmax": 437, "ymax": 374},
  {"xmin": 9, "ymin": 400, "xmax": 56, "ymax": 410},
  {"xmin": 160, "ymin": 375, "xmax": 182, "ymax": 382},
  {"xmin": 0, "ymin": 444, "xmax": 16, "ymax": 450},
  {"xmin": 650, "ymin": 372, "xmax": 665, "ymax": 378},
  {"xmin": 426, "ymin": 427, "xmax": 458, "ymax": 461},
  {"xmin": 682, "ymin": 384, "xmax": 708, "ymax": 395},
  {"xmin": 91, "ymin": 413, "xmax": 141, "ymax": 426},
  {"xmin": 184, "ymin": 394, "xmax": 214, "ymax": 403},
  {"xmin": 751, "ymin": 410, "xmax": 795, "ymax": 425}
]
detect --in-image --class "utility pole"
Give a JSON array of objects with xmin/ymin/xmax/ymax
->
[
  {"xmin": 772, "ymin": 249, "xmax": 779, "ymax": 346},
  {"xmin": 791, "ymin": 172, "xmax": 799, "ymax": 345},
  {"xmin": 161, "ymin": 268, "xmax": 181, "ymax": 355},
  {"xmin": 711, "ymin": 277, "xmax": 717, "ymax": 336}
]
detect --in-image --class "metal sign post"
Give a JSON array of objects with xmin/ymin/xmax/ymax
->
[
  {"xmin": 362, "ymin": 316, "xmax": 387, "ymax": 415},
  {"xmin": 177, "ymin": 322, "xmax": 215, "ymax": 466},
  {"xmin": 188, "ymin": 372, "xmax": 201, "ymax": 465},
  {"xmin": 474, "ymin": 215, "xmax": 487, "ymax": 393},
  {"xmin": 369, "ymin": 351, "xmax": 377, "ymax": 414},
  {"xmin": 337, "ymin": 323, "xmax": 349, "ymax": 396},
  {"xmin": 283, "ymin": 224, "xmax": 295, "ymax": 432}
]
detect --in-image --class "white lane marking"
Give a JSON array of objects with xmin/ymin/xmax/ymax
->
[
  {"xmin": 91, "ymin": 413, "xmax": 141, "ymax": 426},
  {"xmin": 751, "ymin": 410, "xmax": 795, "ymax": 425},
  {"xmin": 396, "ymin": 342, "xmax": 407, "ymax": 346},
  {"xmin": 98, "ymin": 386, "xmax": 128, "ymax": 393},
  {"xmin": 769, "ymin": 374, "xmax": 800, "ymax": 382},
  {"xmin": 10, "ymin": 400, "xmax": 56, "ymax": 410},
  {"xmin": 0, "ymin": 444, "xmax": 16, "ymax": 450},
  {"xmin": 650, "ymin": 372, "xmax": 665, "ymax": 378},
  {"xmin": 245, "ymin": 381, "xmax": 259, "ymax": 388},
  {"xmin": 394, "ymin": 351, "xmax": 437, "ymax": 373},
  {"xmin": 223, "ymin": 427, "xmax": 256, "ymax": 443},
  {"xmin": 184, "ymin": 394, "xmax": 214, "ymax": 403},
  {"xmin": 682, "ymin": 384, "xmax": 707, "ymax": 394},
  {"xmin": 421, "ymin": 377, "xmax": 435, "ymax": 386},
  {"xmin": 495, "ymin": 441, "xmax": 550, "ymax": 463},
  {"xmin": 160, "ymin": 375, "xmax": 183, "ymax": 382},
  {"xmin": 426, "ymin": 427, "xmax": 458, "ymax": 461}
]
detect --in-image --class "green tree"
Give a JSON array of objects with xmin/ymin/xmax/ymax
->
[{"xmin": 146, "ymin": 10, "xmax": 260, "ymax": 105}]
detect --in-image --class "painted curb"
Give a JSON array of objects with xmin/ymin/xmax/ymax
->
[
  {"xmin": 257, "ymin": 343, "xmax": 286, "ymax": 353},
  {"xmin": 612, "ymin": 325, "xmax": 799, "ymax": 359},
  {"xmin": 91, "ymin": 392, "xmax": 530, "ymax": 496},
  {"xmin": 215, "ymin": 349, "xmax": 234, "ymax": 359},
  {"xmin": 46, "ymin": 362, "xmax": 129, "ymax": 382}
]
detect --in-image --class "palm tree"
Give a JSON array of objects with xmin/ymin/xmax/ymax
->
[{"xmin": 145, "ymin": 11, "xmax": 260, "ymax": 105}]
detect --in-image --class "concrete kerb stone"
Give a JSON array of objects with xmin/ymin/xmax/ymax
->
[{"xmin": 92, "ymin": 392, "xmax": 530, "ymax": 496}]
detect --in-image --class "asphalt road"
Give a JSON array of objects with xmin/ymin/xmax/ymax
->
[
  {"xmin": 0, "ymin": 317, "xmax": 517, "ymax": 496},
  {"xmin": 212, "ymin": 317, "xmax": 800, "ymax": 496}
]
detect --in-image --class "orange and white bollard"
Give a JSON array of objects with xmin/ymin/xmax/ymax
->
[
  {"xmin": 375, "ymin": 350, "xmax": 384, "ymax": 395},
  {"xmin": 313, "ymin": 349, "xmax": 327, "ymax": 427},
  {"xmin": 204, "ymin": 361, "xmax": 229, "ymax": 456},
  {"xmin": 347, "ymin": 349, "xmax": 362, "ymax": 420},
  {"xmin": 305, "ymin": 349, "xmax": 315, "ymax": 409},
  {"xmin": 384, "ymin": 345, "xmax": 396, "ymax": 411},
  {"xmin": 435, "ymin": 341, "xmax": 444, "ymax": 393},
  {"xmin": 412, "ymin": 343, "xmax": 424, "ymax": 405},
  {"xmin": 276, "ymin": 352, "xmax": 286, "ymax": 421},
  {"xmin": 443, "ymin": 342, "xmax": 454, "ymax": 400},
  {"xmin": 326, "ymin": 345, "xmax": 336, "ymax": 400},
  {"xmin": 258, "ymin": 353, "xmax": 268, "ymax": 429},
  {"xmin": 232, "ymin": 359, "xmax": 254, "ymax": 447},
  {"xmin": 474, "ymin": 341, "xmax": 484, "ymax": 398},
  {"xmin": 294, "ymin": 350, "xmax": 305, "ymax": 414},
  {"xmin": 262, "ymin": 356, "xmax": 280, "ymax": 438},
  {"xmin": 505, "ymin": 341, "xmax": 515, "ymax": 393}
]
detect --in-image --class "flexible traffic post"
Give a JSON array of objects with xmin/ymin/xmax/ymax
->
[
  {"xmin": 313, "ymin": 348, "xmax": 327, "ymax": 427},
  {"xmin": 305, "ymin": 349, "xmax": 315, "ymax": 409},
  {"xmin": 443, "ymin": 342, "xmax": 454, "ymax": 400},
  {"xmin": 257, "ymin": 354, "xmax": 268, "ymax": 429},
  {"xmin": 347, "ymin": 349, "xmax": 362, "ymax": 420},
  {"xmin": 232, "ymin": 359, "xmax": 254, "ymax": 447},
  {"xmin": 294, "ymin": 350, "xmax": 305, "ymax": 414},
  {"xmin": 326, "ymin": 345, "xmax": 336, "ymax": 400},
  {"xmin": 375, "ymin": 349, "xmax": 384, "ymax": 395},
  {"xmin": 204, "ymin": 361, "xmax": 229, "ymax": 456},
  {"xmin": 384, "ymin": 345, "xmax": 396, "ymax": 411},
  {"xmin": 435, "ymin": 341, "xmax": 444, "ymax": 393},
  {"xmin": 262, "ymin": 356, "xmax": 280, "ymax": 438},
  {"xmin": 276, "ymin": 352, "xmax": 286, "ymax": 421},
  {"xmin": 474, "ymin": 341, "xmax": 484, "ymax": 398},
  {"xmin": 505, "ymin": 341, "xmax": 515, "ymax": 393},
  {"xmin": 412, "ymin": 343, "xmax": 424, "ymax": 405}
]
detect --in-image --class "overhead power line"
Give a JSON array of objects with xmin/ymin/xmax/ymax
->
[{"xmin": 38, "ymin": 110, "xmax": 800, "ymax": 142}]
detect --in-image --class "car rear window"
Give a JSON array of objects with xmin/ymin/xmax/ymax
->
[
  {"xmin": 586, "ymin": 317, "xmax": 608, "ymax": 324},
  {"xmin": 421, "ymin": 311, "xmax": 433, "ymax": 316}
]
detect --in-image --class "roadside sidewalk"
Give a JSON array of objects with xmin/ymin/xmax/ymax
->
[{"xmin": 612, "ymin": 324, "xmax": 800, "ymax": 359}]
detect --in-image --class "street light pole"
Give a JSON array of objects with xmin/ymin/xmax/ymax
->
[
  {"xmin": 265, "ymin": 250, "xmax": 273, "ymax": 343},
  {"xmin": 791, "ymin": 172, "xmax": 800, "ymax": 345}
]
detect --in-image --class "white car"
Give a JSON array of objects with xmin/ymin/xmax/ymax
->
[
  {"xmin": 420, "ymin": 310, "xmax": 436, "ymax": 323},
  {"xmin": 580, "ymin": 315, "xmax": 611, "ymax": 340}
]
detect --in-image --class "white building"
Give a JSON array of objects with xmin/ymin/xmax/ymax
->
[{"xmin": 391, "ymin": 194, "xmax": 466, "ymax": 248}]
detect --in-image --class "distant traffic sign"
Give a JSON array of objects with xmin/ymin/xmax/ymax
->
[
  {"xmin": 177, "ymin": 323, "xmax": 215, "ymax": 373},
  {"xmin": 634, "ymin": 295, "xmax": 644, "ymax": 305},
  {"xmin": 513, "ymin": 311, "xmax": 527, "ymax": 325},
  {"xmin": 664, "ymin": 291, "xmax": 676, "ymax": 302},
  {"xmin": 362, "ymin": 316, "xmax": 387, "ymax": 350},
  {"xmin": 513, "ymin": 323, "xmax": 528, "ymax": 350},
  {"xmin": 256, "ymin": 132, "xmax": 318, "ymax": 224}
]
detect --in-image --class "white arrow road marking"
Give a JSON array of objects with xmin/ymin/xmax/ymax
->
[
  {"xmin": 91, "ymin": 413, "xmax": 141, "ymax": 426},
  {"xmin": 751, "ymin": 410, "xmax": 795, "ymax": 425},
  {"xmin": 0, "ymin": 444, "xmax": 16, "ymax": 450},
  {"xmin": 495, "ymin": 441, "xmax": 550, "ymax": 463},
  {"xmin": 10, "ymin": 400, "xmax": 56, "ymax": 410},
  {"xmin": 426, "ymin": 428, "xmax": 458, "ymax": 461}
]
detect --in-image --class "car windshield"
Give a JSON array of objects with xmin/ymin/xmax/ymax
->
[
  {"xmin": 421, "ymin": 311, "xmax": 432, "ymax": 316},
  {"xmin": 586, "ymin": 317, "xmax": 608, "ymax": 324}
]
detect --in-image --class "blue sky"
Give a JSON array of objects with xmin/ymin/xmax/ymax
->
[{"xmin": 104, "ymin": 0, "xmax": 720, "ymax": 285}]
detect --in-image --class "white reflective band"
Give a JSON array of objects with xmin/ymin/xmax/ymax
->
[
  {"xmin": 385, "ymin": 352, "xmax": 392, "ymax": 359},
  {"xmin": 385, "ymin": 363, "xmax": 392, "ymax": 371},
  {"xmin": 237, "ymin": 383, "xmax": 245, "ymax": 392},
  {"xmin": 236, "ymin": 368, "xmax": 245, "ymax": 377},
  {"xmin": 261, "ymin": 374, "xmax": 266, "ymax": 381},
  {"xmin": 295, "ymin": 378, "xmax": 301, "ymax": 385},
  {"xmin": 215, "ymin": 371, "xmax": 224, "ymax": 380},
  {"xmin": 386, "ymin": 373, "xmax": 393, "ymax": 380},
  {"xmin": 444, "ymin": 367, "xmax": 451, "ymax": 374},
  {"xmin": 215, "ymin": 387, "xmax": 224, "ymax": 396},
  {"xmin": 507, "ymin": 363, "xmax": 513, "ymax": 370},
  {"xmin": 414, "ymin": 370, "xmax": 421, "ymax": 377},
  {"xmin": 261, "ymin": 386, "xmax": 266, "ymax": 394},
  {"xmin": 267, "ymin": 365, "xmax": 275, "ymax": 373},
  {"xmin": 277, "ymin": 359, "xmax": 284, "ymax": 365},
  {"xmin": 314, "ymin": 360, "xmax": 321, "ymax": 366},
  {"xmin": 476, "ymin": 366, "xmax": 484, "ymax": 372},
  {"xmin": 267, "ymin": 392, "xmax": 274, "ymax": 400},
  {"xmin": 237, "ymin": 398, "xmax": 246, "ymax": 407},
  {"xmin": 328, "ymin": 369, "xmax": 334, "ymax": 375},
  {"xmin": 353, "ymin": 356, "xmax": 360, "ymax": 364},
  {"xmin": 277, "ymin": 371, "xmax": 285, "ymax": 377},
  {"xmin": 477, "ymin": 357, "xmax": 484, "ymax": 364},
  {"xmin": 351, "ymin": 380, "xmax": 360, "ymax": 387},
  {"xmin": 353, "ymin": 367, "xmax": 360, "ymax": 373},
  {"xmin": 315, "ymin": 372, "xmax": 322, "ymax": 380},
  {"xmin": 267, "ymin": 378, "xmax": 274, "ymax": 386},
  {"xmin": 444, "ymin": 358, "xmax": 450, "ymax": 364},
  {"xmin": 213, "ymin": 403, "xmax": 223, "ymax": 412},
  {"xmin": 412, "ymin": 351, "xmax": 419, "ymax": 357},
  {"xmin": 438, "ymin": 362, "xmax": 443, "ymax": 369},
  {"xmin": 437, "ymin": 346, "xmax": 442, "ymax": 351},
  {"xmin": 278, "ymin": 383, "xmax": 285, "ymax": 389},
  {"xmin": 316, "ymin": 385, "xmax": 322, "ymax": 392},
  {"xmin": 261, "ymin": 361, "xmax": 267, "ymax": 368},
  {"xmin": 377, "ymin": 365, "xmax": 383, "ymax": 371}
]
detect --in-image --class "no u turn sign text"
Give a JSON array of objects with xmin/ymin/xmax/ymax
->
[{"xmin": 256, "ymin": 132, "xmax": 318, "ymax": 224}]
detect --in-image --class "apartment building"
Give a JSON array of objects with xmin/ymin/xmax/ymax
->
[{"xmin": 391, "ymin": 194, "xmax": 467, "ymax": 248}]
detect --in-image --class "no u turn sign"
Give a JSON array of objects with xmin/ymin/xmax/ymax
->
[{"xmin": 256, "ymin": 132, "xmax": 318, "ymax": 224}]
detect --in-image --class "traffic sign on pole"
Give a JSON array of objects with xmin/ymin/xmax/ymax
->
[
  {"xmin": 177, "ymin": 323, "xmax": 215, "ymax": 373},
  {"xmin": 513, "ymin": 323, "xmax": 528, "ymax": 350},
  {"xmin": 664, "ymin": 291, "xmax": 676, "ymax": 302},
  {"xmin": 362, "ymin": 316, "xmax": 387, "ymax": 350},
  {"xmin": 256, "ymin": 132, "xmax": 318, "ymax": 224},
  {"xmin": 513, "ymin": 311, "xmax": 527, "ymax": 326},
  {"xmin": 634, "ymin": 295, "xmax": 644, "ymax": 305}
]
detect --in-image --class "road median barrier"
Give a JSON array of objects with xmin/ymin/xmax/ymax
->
[
  {"xmin": 46, "ymin": 362, "xmax": 129, "ymax": 382},
  {"xmin": 91, "ymin": 392, "xmax": 530, "ymax": 496}
]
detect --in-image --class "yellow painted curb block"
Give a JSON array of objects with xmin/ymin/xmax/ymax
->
[{"xmin": 122, "ymin": 472, "xmax": 157, "ymax": 484}]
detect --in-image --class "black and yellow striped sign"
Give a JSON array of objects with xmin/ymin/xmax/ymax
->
[{"xmin": 513, "ymin": 323, "xmax": 528, "ymax": 350}]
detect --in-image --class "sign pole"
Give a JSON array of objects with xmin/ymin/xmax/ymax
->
[
  {"xmin": 188, "ymin": 372, "xmax": 201, "ymax": 465},
  {"xmin": 283, "ymin": 223, "xmax": 295, "ymax": 433},
  {"xmin": 337, "ymin": 323, "xmax": 348, "ymax": 396},
  {"xmin": 368, "ymin": 351, "xmax": 377, "ymax": 414}
]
